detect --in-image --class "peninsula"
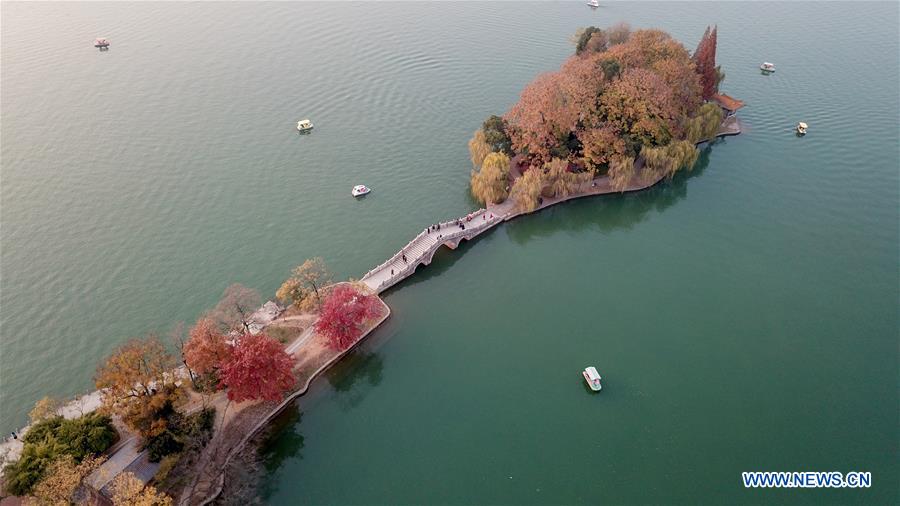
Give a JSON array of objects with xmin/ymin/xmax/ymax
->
[{"xmin": 0, "ymin": 24, "xmax": 741, "ymax": 506}]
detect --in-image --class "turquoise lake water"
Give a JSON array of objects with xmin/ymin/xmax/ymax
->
[{"xmin": 2, "ymin": 2, "xmax": 898, "ymax": 504}]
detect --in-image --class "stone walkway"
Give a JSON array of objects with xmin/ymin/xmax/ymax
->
[{"xmin": 360, "ymin": 209, "xmax": 504, "ymax": 292}]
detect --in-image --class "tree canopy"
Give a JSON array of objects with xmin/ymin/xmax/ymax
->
[
  {"xmin": 470, "ymin": 152, "xmax": 510, "ymax": 205},
  {"xmin": 276, "ymin": 257, "xmax": 332, "ymax": 312},
  {"xmin": 94, "ymin": 336, "xmax": 181, "ymax": 438},
  {"xmin": 184, "ymin": 318, "xmax": 230, "ymax": 391},
  {"xmin": 219, "ymin": 332, "xmax": 295, "ymax": 403},
  {"xmin": 500, "ymin": 24, "xmax": 721, "ymax": 181},
  {"xmin": 315, "ymin": 285, "xmax": 382, "ymax": 351},
  {"xmin": 3, "ymin": 414, "xmax": 116, "ymax": 496},
  {"xmin": 206, "ymin": 284, "xmax": 262, "ymax": 334}
]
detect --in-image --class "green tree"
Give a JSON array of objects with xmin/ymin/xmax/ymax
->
[
  {"xmin": 641, "ymin": 140, "xmax": 699, "ymax": 179},
  {"xmin": 3, "ymin": 414, "xmax": 116, "ymax": 496},
  {"xmin": 574, "ymin": 26, "xmax": 608, "ymax": 55},
  {"xmin": 685, "ymin": 103, "xmax": 724, "ymax": 144},
  {"xmin": 482, "ymin": 115, "xmax": 513, "ymax": 155},
  {"xmin": 470, "ymin": 152, "xmax": 510, "ymax": 205}
]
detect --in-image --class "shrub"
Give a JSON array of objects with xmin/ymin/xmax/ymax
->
[{"xmin": 3, "ymin": 413, "xmax": 115, "ymax": 496}]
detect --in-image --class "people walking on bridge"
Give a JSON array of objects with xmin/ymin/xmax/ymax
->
[{"xmin": 402, "ymin": 253, "xmax": 407, "ymax": 262}]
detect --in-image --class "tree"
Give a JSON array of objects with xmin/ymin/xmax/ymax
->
[
  {"xmin": 23, "ymin": 413, "xmax": 117, "ymax": 461},
  {"xmin": 579, "ymin": 126, "xmax": 627, "ymax": 173},
  {"xmin": 599, "ymin": 68, "xmax": 678, "ymax": 148},
  {"xmin": 467, "ymin": 129, "xmax": 492, "ymax": 168},
  {"xmin": 470, "ymin": 152, "xmax": 510, "ymax": 205},
  {"xmin": 219, "ymin": 332, "xmax": 295, "ymax": 403},
  {"xmin": 608, "ymin": 156, "xmax": 636, "ymax": 191},
  {"xmin": 169, "ymin": 322, "xmax": 198, "ymax": 390},
  {"xmin": 574, "ymin": 26, "xmax": 605, "ymax": 55},
  {"xmin": 29, "ymin": 397, "xmax": 60, "ymax": 424},
  {"xmin": 94, "ymin": 337, "xmax": 181, "ymax": 438},
  {"xmin": 640, "ymin": 140, "xmax": 699, "ymax": 180},
  {"xmin": 276, "ymin": 258, "xmax": 331, "ymax": 312},
  {"xmin": 183, "ymin": 318, "xmax": 230, "ymax": 392},
  {"xmin": 207, "ymin": 284, "xmax": 262, "ymax": 333},
  {"xmin": 606, "ymin": 22, "xmax": 631, "ymax": 46},
  {"xmin": 315, "ymin": 285, "xmax": 382, "ymax": 351},
  {"xmin": 3, "ymin": 414, "xmax": 115, "ymax": 496},
  {"xmin": 28, "ymin": 455, "xmax": 105, "ymax": 506},
  {"xmin": 542, "ymin": 158, "xmax": 591, "ymax": 198},
  {"xmin": 4, "ymin": 438, "xmax": 68, "ymax": 496},
  {"xmin": 482, "ymin": 115, "xmax": 513, "ymax": 155},
  {"xmin": 692, "ymin": 25, "xmax": 719, "ymax": 100},
  {"xmin": 110, "ymin": 472, "xmax": 172, "ymax": 506},
  {"xmin": 509, "ymin": 168, "xmax": 544, "ymax": 212},
  {"xmin": 685, "ymin": 102, "xmax": 724, "ymax": 144},
  {"xmin": 505, "ymin": 72, "xmax": 580, "ymax": 165}
]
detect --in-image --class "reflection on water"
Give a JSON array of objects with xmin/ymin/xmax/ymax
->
[
  {"xmin": 324, "ymin": 349, "xmax": 385, "ymax": 410},
  {"xmin": 505, "ymin": 146, "xmax": 715, "ymax": 246}
]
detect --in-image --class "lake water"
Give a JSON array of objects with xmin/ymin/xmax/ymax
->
[{"xmin": 1, "ymin": 2, "xmax": 897, "ymax": 504}]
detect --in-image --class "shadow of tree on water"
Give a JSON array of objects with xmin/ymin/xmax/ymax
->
[
  {"xmin": 323, "ymin": 348, "xmax": 385, "ymax": 410},
  {"xmin": 505, "ymin": 146, "xmax": 713, "ymax": 246},
  {"xmin": 215, "ymin": 408, "xmax": 305, "ymax": 505}
]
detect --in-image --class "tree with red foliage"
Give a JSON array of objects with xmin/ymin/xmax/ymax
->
[
  {"xmin": 315, "ymin": 285, "xmax": 382, "ymax": 351},
  {"xmin": 219, "ymin": 332, "xmax": 295, "ymax": 403},
  {"xmin": 183, "ymin": 318, "xmax": 231, "ymax": 391},
  {"xmin": 692, "ymin": 25, "xmax": 718, "ymax": 100}
]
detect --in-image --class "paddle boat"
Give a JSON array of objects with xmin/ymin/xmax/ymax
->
[
  {"xmin": 796, "ymin": 122, "xmax": 808, "ymax": 135},
  {"xmin": 587, "ymin": 0, "xmax": 599, "ymax": 7},
  {"xmin": 94, "ymin": 38, "xmax": 110, "ymax": 49},
  {"xmin": 582, "ymin": 366, "xmax": 602, "ymax": 391},
  {"xmin": 760, "ymin": 62, "xmax": 775, "ymax": 72},
  {"xmin": 296, "ymin": 119, "xmax": 314, "ymax": 132},
  {"xmin": 352, "ymin": 184, "xmax": 371, "ymax": 197}
]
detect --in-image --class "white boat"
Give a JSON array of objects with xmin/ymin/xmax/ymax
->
[
  {"xmin": 351, "ymin": 184, "xmax": 371, "ymax": 197},
  {"xmin": 760, "ymin": 62, "xmax": 775, "ymax": 72},
  {"xmin": 582, "ymin": 366, "xmax": 602, "ymax": 391},
  {"xmin": 796, "ymin": 122, "xmax": 808, "ymax": 135},
  {"xmin": 587, "ymin": 0, "xmax": 599, "ymax": 7},
  {"xmin": 93, "ymin": 38, "xmax": 110, "ymax": 48},
  {"xmin": 296, "ymin": 119, "xmax": 314, "ymax": 132}
]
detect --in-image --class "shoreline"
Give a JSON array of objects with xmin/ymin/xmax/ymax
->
[
  {"xmin": 190, "ymin": 116, "xmax": 742, "ymax": 504},
  {"xmin": 1, "ymin": 118, "xmax": 740, "ymax": 505},
  {"xmin": 180, "ymin": 283, "xmax": 390, "ymax": 505}
]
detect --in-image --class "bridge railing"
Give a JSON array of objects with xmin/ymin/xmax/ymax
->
[
  {"xmin": 372, "ymin": 210, "xmax": 503, "ymax": 291},
  {"xmin": 362, "ymin": 208, "xmax": 494, "ymax": 281}
]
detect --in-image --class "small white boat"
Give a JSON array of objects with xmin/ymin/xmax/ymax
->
[
  {"xmin": 796, "ymin": 122, "xmax": 808, "ymax": 135},
  {"xmin": 351, "ymin": 184, "xmax": 371, "ymax": 197},
  {"xmin": 296, "ymin": 119, "xmax": 314, "ymax": 132},
  {"xmin": 760, "ymin": 62, "xmax": 775, "ymax": 72},
  {"xmin": 587, "ymin": 0, "xmax": 599, "ymax": 7},
  {"xmin": 582, "ymin": 366, "xmax": 602, "ymax": 391},
  {"xmin": 93, "ymin": 38, "xmax": 110, "ymax": 48}
]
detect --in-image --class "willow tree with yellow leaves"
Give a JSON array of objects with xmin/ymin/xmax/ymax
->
[
  {"xmin": 470, "ymin": 152, "xmax": 510, "ymax": 205},
  {"xmin": 509, "ymin": 168, "xmax": 544, "ymax": 212}
]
